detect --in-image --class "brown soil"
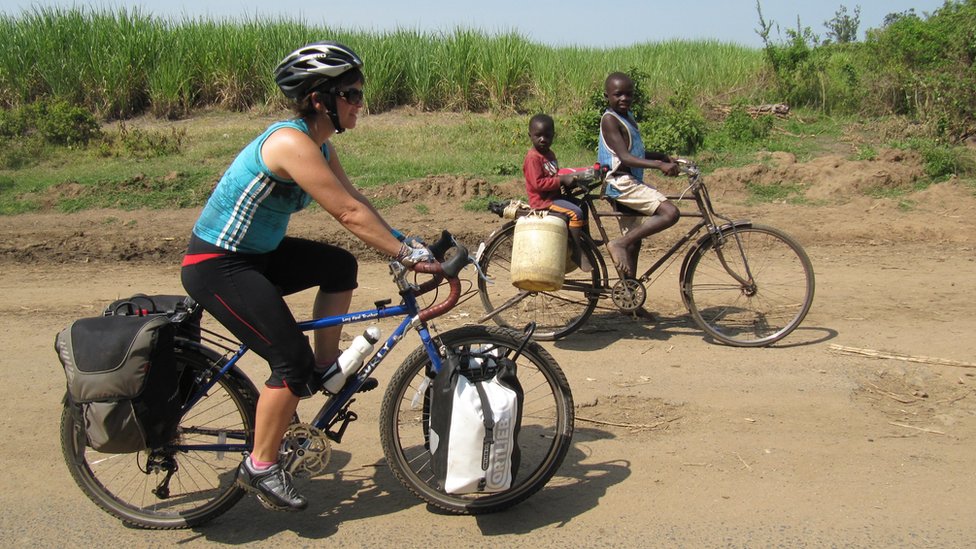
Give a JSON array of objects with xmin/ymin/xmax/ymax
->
[{"xmin": 3, "ymin": 146, "xmax": 976, "ymax": 546}]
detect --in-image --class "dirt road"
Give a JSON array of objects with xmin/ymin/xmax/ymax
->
[
  {"xmin": 2, "ymin": 152, "xmax": 976, "ymax": 546},
  {"xmin": 2, "ymin": 239, "xmax": 975, "ymax": 547}
]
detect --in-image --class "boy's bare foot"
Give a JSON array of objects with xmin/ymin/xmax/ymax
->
[{"xmin": 607, "ymin": 240, "xmax": 631, "ymax": 278}]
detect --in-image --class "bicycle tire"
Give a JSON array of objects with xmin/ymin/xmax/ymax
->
[
  {"xmin": 379, "ymin": 325, "xmax": 574, "ymax": 514},
  {"xmin": 477, "ymin": 223, "xmax": 601, "ymax": 340},
  {"xmin": 60, "ymin": 342, "xmax": 258, "ymax": 529},
  {"xmin": 682, "ymin": 224, "xmax": 815, "ymax": 347}
]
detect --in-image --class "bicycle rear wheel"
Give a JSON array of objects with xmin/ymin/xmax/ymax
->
[
  {"xmin": 60, "ymin": 344, "xmax": 257, "ymax": 529},
  {"xmin": 477, "ymin": 223, "xmax": 601, "ymax": 340},
  {"xmin": 682, "ymin": 224, "xmax": 815, "ymax": 347},
  {"xmin": 379, "ymin": 325, "xmax": 574, "ymax": 514}
]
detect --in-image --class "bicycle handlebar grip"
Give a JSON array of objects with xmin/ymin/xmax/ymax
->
[
  {"xmin": 411, "ymin": 242, "xmax": 469, "ymax": 280},
  {"xmin": 412, "ymin": 244, "xmax": 464, "ymax": 321},
  {"xmin": 418, "ymin": 277, "xmax": 461, "ymax": 321},
  {"xmin": 412, "ymin": 230, "xmax": 469, "ymax": 278},
  {"xmin": 428, "ymin": 230, "xmax": 454, "ymax": 261}
]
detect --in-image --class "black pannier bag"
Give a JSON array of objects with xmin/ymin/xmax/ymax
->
[
  {"xmin": 56, "ymin": 314, "xmax": 181, "ymax": 453},
  {"xmin": 427, "ymin": 346, "xmax": 524, "ymax": 494},
  {"xmin": 103, "ymin": 294, "xmax": 202, "ymax": 342}
]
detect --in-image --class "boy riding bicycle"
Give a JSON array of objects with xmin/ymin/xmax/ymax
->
[{"xmin": 598, "ymin": 72, "xmax": 681, "ymax": 281}]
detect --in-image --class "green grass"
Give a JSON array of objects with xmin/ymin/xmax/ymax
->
[
  {"xmin": 699, "ymin": 109, "xmax": 851, "ymax": 172},
  {"xmin": 0, "ymin": 7, "xmax": 764, "ymax": 118},
  {"xmin": 864, "ymin": 179, "xmax": 934, "ymax": 201},
  {"xmin": 370, "ymin": 196, "xmax": 399, "ymax": 210},
  {"xmin": 462, "ymin": 195, "xmax": 501, "ymax": 212},
  {"xmin": 0, "ymin": 113, "xmax": 261, "ymax": 213},
  {"xmin": 852, "ymin": 145, "xmax": 878, "ymax": 161},
  {"xmin": 2, "ymin": 108, "xmax": 974, "ymax": 215},
  {"xmin": 0, "ymin": 110, "xmax": 600, "ymax": 213},
  {"xmin": 335, "ymin": 113, "xmax": 594, "ymax": 188},
  {"xmin": 764, "ymin": 113, "xmax": 846, "ymax": 161},
  {"xmin": 744, "ymin": 181, "xmax": 807, "ymax": 205},
  {"xmin": 962, "ymin": 178, "xmax": 976, "ymax": 197}
]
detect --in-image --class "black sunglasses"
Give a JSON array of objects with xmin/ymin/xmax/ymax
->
[{"xmin": 335, "ymin": 88, "xmax": 364, "ymax": 106}]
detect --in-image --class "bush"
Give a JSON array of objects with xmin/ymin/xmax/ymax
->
[
  {"xmin": 705, "ymin": 105, "xmax": 774, "ymax": 152},
  {"xmin": 723, "ymin": 107, "xmax": 774, "ymax": 142},
  {"xmin": 867, "ymin": 2, "xmax": 976, "ymax": 140},
  {"xmin": 0, "ymin": 136, "xmax": 46, "ymax": 169},
  {"xmin": 892, "ymin": 137, "xmax": 974, "ymax": 180},
  {"xmin": 570, "ymin": 66, "xmax": 651, "ymax": 150},
  {"xmin": 2, "ymin": 101, "xmax": 101, "ymax": 145},
  {"xmin": 757, "ymin": 1, "xmax": 976, "ymax": 141},
  {"xmin": 96, "ymin": 122, "xmax": 186, "ymax": 159},
  {"xmin": 920, "ymin": 145, "xmax": 962, "ymax": 179},
  {"xmin": 640, "ymin": 89, "xmax": 707, "ymax": 155},
  {"xmin": 0, "ymin": 107, "xmax": 30, "ymax": 138},
  {"xmin": 35, "ymin": 101, "xmax": 102, "ymax": 145},
  {"xmin": 0, "ymin": 101, "xmax": 102, "ymax": 167}
]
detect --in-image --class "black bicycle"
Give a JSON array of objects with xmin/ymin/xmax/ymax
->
[
  {"xmin": 60, "ymin": 232, "xmax": 574, "ymax": 529},
  {"xmin": 477, "ymin": 160, "xmax": 815, "ymax": 347}
]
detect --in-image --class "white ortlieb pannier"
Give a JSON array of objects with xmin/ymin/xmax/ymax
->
[{"xmin": 428, "ymin": 346, "xmax": 523, "ymax": 494}]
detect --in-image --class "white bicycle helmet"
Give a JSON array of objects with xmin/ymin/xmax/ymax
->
[{"xmin": 274, "ymin": 41, "xmax": 363, "ymax": 100}]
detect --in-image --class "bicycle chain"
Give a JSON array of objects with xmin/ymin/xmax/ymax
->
[
  {"xmin": 611, "ymin": 278, "xmax": 647, "ymax": 312},
  {"xmin": 279, "ymin": 423, "xmax": 332, "ymax": 479}
]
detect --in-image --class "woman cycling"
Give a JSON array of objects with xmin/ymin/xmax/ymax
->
[{"xmin": 180, "ymin": 41, "xmax": 431, "ymax": 512}]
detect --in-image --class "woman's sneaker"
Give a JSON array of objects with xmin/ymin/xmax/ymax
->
[{"xmin": 236, "ymin": 457, "xmax": 308, "ymax": 511}]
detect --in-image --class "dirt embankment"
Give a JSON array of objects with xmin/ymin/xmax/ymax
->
[{"xmin": 1, "ymin": 149, "xmax": 973, "ymax": 266}]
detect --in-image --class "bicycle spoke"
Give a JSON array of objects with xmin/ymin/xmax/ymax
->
[
  {"xmin": 685, "ymin": 225, "xmax": 814, "ymax": 346},
  {"xmin": 478, "ymin": 225, "xmax": 599, "ymax": 340},
  {"xmin": 61, "ymin": 349, "xmax": 255, "ymax": 529},
  {"xmin": 380, "ymin": 326, "xmax": 573, "ymax": 514}
]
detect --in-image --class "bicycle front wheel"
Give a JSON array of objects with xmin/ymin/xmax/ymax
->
[
  {"xmin": 683, "ymin": 224, "xmax": 815, "ymax": 347},
  {"xmin": 60, "ymin": 344, "xmax": 258, "ymax": 529},
  {"xmin": 477, "ymin": 223, "xmax": 601, "ymax": 340},
  {"xmin": 379, "ymin": 325, "xmax": 574, "ymax": 514}
]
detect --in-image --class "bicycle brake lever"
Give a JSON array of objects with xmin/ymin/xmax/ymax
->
[{"xmin": 470, "ymin": 255, "xmax": 492, "ymax": 285}]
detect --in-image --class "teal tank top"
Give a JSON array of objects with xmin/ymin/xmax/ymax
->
[{"xmin": 192, "ymin": 119, "xmax": 328, "ymax": 253}]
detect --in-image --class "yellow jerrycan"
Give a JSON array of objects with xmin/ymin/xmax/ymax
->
[{"xmin": 511, "ymin": 211, "xmax": 568, "ymax": 291}]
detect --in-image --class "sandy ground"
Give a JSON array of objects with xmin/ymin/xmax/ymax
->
[{"xmin": 2, "ymin": 150, "xmax": 976, "ymax": 547}]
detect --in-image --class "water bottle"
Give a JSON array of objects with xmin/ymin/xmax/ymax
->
[{"xmin": 322, "ymin": 326, "xmax": 382, "ymax": 393}]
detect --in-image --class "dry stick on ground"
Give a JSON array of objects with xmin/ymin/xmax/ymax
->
[
  {"xmin": 864, "ymin": 381, "xmax": 920, "ymax": 404},
  {"xmin": 713, "ymin": 103, "xmax": 790, "ymax": 118},
  {"xmin": 575, "ymin": 416, "xmax": 680, "ymax": 431},
  {"xmin": 732, "ymin": 452, "xmax": 752, "ymax": 471},
  {"xmin": 936, "ymin": 392, "xmax": 971, "ymax": 405},
  {"xmin": 888, "ymin": 422, "xmax": 946, "ymax": 436},
  {"xmin": 828, "ymin": 344, "xmax": 976, "ymax": 369}
]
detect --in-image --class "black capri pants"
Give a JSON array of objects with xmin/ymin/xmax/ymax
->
[{"xmin": 181, "ymin": 234, "xmax": 358, "ymax": 397}]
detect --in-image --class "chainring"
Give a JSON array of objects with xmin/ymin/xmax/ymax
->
[
  {"xmin": 279, "ymin": 423, "xmax": 331, "ymax": 479},
  {"xmin": 611, "ymin": 278, "xmax": 647, "ymax": 312}
]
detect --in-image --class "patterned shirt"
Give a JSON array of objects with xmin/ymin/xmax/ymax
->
[{"xmin": 192, "ymin": 119, "xmax": 328, "ymax": 253}]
